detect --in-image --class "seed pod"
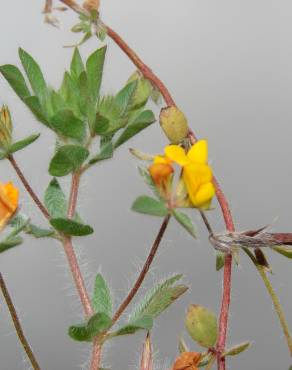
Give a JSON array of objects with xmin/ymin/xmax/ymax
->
[
  {"xmin": 160, "ymin": 106, "xmax": 189, "ymax": 143},
  {"xmin": 83, "ymin": 0, "xmax": 100, "ymax": 12}
]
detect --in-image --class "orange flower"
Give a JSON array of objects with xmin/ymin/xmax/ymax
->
[
  {"xmin": 172, "ymin": 352, "xmax": 201, "ymax": 370},
  {"xmin": 0, "ymin": 182, "xmax": 19, "ymax": 230}
]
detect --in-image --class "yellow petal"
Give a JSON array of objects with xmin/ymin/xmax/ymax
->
[
  {"xmin": 192, "ymin": 182, "xmax": 215, "ymax": 208},
  {"xmin": 164, "ymin": 145, "xmax": 188, "ymax": 166},
  {"xmin": 183, "ymin": 164, "xmax": 213, "ymax": 207},
  {"xmin": 153, "ymin": 155, "xmax": 171, "ymax": 165},
  {"xmin": 187, "ymin": 140, "xmax": 208, "ymax": 164}
]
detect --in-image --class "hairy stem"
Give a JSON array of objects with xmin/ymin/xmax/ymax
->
[
  {"xmin": 111, "ymin": 214, "xmax": 171, "ymax": 326},
  {"xmin": 8, "ymin": 155, "xmax": 50, "ymax": 220},
  {"xmin": 243, "ymin": 248, "xmax": 292, "ymax": 355},
  {"xmin": 0, "ymin": 273, "xmax": 41, "ymax": 370}
]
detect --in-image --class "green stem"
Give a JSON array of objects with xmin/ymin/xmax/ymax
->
[{"xmin": 243, "ymin": 248, "xmax": 292, "ymax": 356}]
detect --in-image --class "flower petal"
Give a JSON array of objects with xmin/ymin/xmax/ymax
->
[
  {"xmin": 183, "ymin": 164, "xmax": 213, "ymax": 207},
  {"xmin": 187, "ymin": 140, "xmax": 208, "ymax": 164},
  {"xmin": 153, "ymin": 155, "xmax": 171, "ymax": 165},
  {"xmin": 165, "ymin": 145, "xmax": 188, "ymax": 166},
  {"xmin": 192, "ymin": 182, "xmax": 215, "ymax": 207}
]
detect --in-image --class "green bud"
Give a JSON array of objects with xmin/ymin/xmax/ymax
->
[
  {"xmin": 185, "ymin": 304, "xmax": 218, "ymax": 348},
  {"xmin": 0, "ymin": 105, "xmax": 13, "ymax": 149},
  {"xmin": 159, "ymin": 106, "xmax": 189, "ymax": 143}
]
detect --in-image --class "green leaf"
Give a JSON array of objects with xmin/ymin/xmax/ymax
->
[
  {"xmin": 273, "ymin": 246, "xmax": 292, "ymax": 259},
  {"xmin": 70, "ymin": 48, "xmax": 84, "ymax": 81},
  {"xmin": 49, "ymin": 145, "xmax": 89, "ymax": 177},
  {"xmin": 18, "ymin": 48, "xmax": 47, "ymax": 105},
  {"xmin": 94, "ymin": 113, "xmax": 110, "ymax": 135},
  {"xmin": 50, "ymin": 218, "xmax": 93, "ymax": 236},
  {"xmin": 127, "ymin": 72, "xmax": 153, "ymax": 109},
  {"xmin": 114, "ymin": 316, "xmax": 153, "ymax": 337},
  {"xmin": 185, "ymin": 305, "xmax": 218, "ymax": 348},
  {"xmin": 223, "ymin": 342, "xmax": 250, "ymax": 357},
  {"xmin": 86, "ymin": 46, "xmax": 107, "ymax": 102},
  {"xmin": 7, "ymin": 134, "xmax": 40, "ymax": 154},
  {"xmin": 114, "ymin": 80, "xmax": 138, "ymax": 117},
  {"xmin": 172, "ymin": 210, "xmax": 196, "ymax": 238},
  {"xmin": 0, "ymin": 64, "xmax": 31, "ymax": 101},
  {"xmin": 44, "ymin": 178, "xmax": 67, "ymax": 218},
  {"xmin": 0, "ymin": 236, "xmax": 23, "ymax": 254},
  {"xmin": 130, "ymin": 275, "xmax": 188, "ymax": 322},
  {"xmin": 114, "ymin": 110, "xmax": 155, "ymax": 148},
  {"xmin": 50, "ymin": 110, "xmax": 86, "ymax": 141},
  {"xmin": 216, "ymin": 252, "xmax": 225, "ymax": 271},
  {"xmin": 92, "ymin": 274, "xmax": 112, "ymax": 316},
  {"xmin": 24, "ymin": 96, "xmax": 50, "ymax": 126},
  {"xmin": 58, "ymin": 72, "xmax": 81, "ymax": 119},
  {"xmin": 131, "ymin": 195, "xmax": 168, "ymax": 217},
  {"xmin": 89, "ymin": 142, "xmax": 113, "ymax": 165},
  {"xmin": 68, "ymin": 312, "xmax": 111, "ymax": 342}
]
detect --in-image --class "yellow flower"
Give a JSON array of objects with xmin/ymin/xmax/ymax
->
[
  {"xmin": 0, "ymin": 182, "xmax": 19, "ymax": 230},
  {"xmin": 154, "ymin": 140, "xmax": 215, "ymax": 208}
]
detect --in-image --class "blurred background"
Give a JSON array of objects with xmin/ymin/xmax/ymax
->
[{"xmin": 1, "ymin": 1, "xmax": 292, "ymax": 369}]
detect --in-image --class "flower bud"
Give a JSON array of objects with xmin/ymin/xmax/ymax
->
[
  {"xmin": 160, "ymin": 106, "xmax": 189, "ymax": 144},
  {"xmin": 172, "ymin": 352, "xmax": 201, "ymax": 370},
  {"xmin": 0, "ymin": 105, "xmax": 13, "ymax": 149},
  {"xmin": 83, "ymin": 0, "xmax": 100, "ymax": 12},
  {"xmin": 149, "ymin": 163, "xmax": 173, "ymax": 187},
  {"xmin": 149, "ymin": 163, "xmax": 174, "ymax": 199}
]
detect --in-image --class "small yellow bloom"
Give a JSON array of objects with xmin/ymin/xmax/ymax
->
[
  {"xmin": 0, "ymin": 182, "xmax": 19, "ymax": 230},
  {"xmin": 154, "ymin": 140, "xmax": 215, "ymax": 208}
]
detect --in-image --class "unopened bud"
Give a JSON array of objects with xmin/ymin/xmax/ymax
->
[
  {"xmin": 0, "ymin": 105, "xmax": 12, "ymax": 149},
  {"xmin": 149, "ymin": 163, "xmax": 173, "ymax": 187},
  {"xmin": 83, "ymin": 0, "xmax": 100, "ymax": 12},
  {"xmin": 160, "ymin": 106, "xmax": 189, "ymax": 143}
]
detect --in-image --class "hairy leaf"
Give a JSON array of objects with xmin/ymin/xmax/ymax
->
[
  {"xmin": 7, "ymin": 134, "xmax": 40, "ymax": 154},
  {"xmin": 50, "ymin": 218, "xmax": 93, "ymax": 236},
  {"xmin": 0, "ymin": 64, "xmax": 31, "ymax": 101},
  {"xmin": 172, "ymin": 210, "xmax": 196, "ymax": 238},
  {"xmin": 93, "ymin": 274, "xmax": 112, "ymax": 316}
]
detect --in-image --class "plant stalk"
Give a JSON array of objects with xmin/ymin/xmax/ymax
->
[
  {"xmin": 243, "ymin": 248, "xmax": 292, "ymax": 355},
  {"xmin": 0, "ymin": 273, "xmax": 41, "ymax": 370}
]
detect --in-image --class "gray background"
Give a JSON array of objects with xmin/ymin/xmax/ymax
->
[{"xmin": 1, "ymin": 1, "xmax": 292, "ymax": 369}]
